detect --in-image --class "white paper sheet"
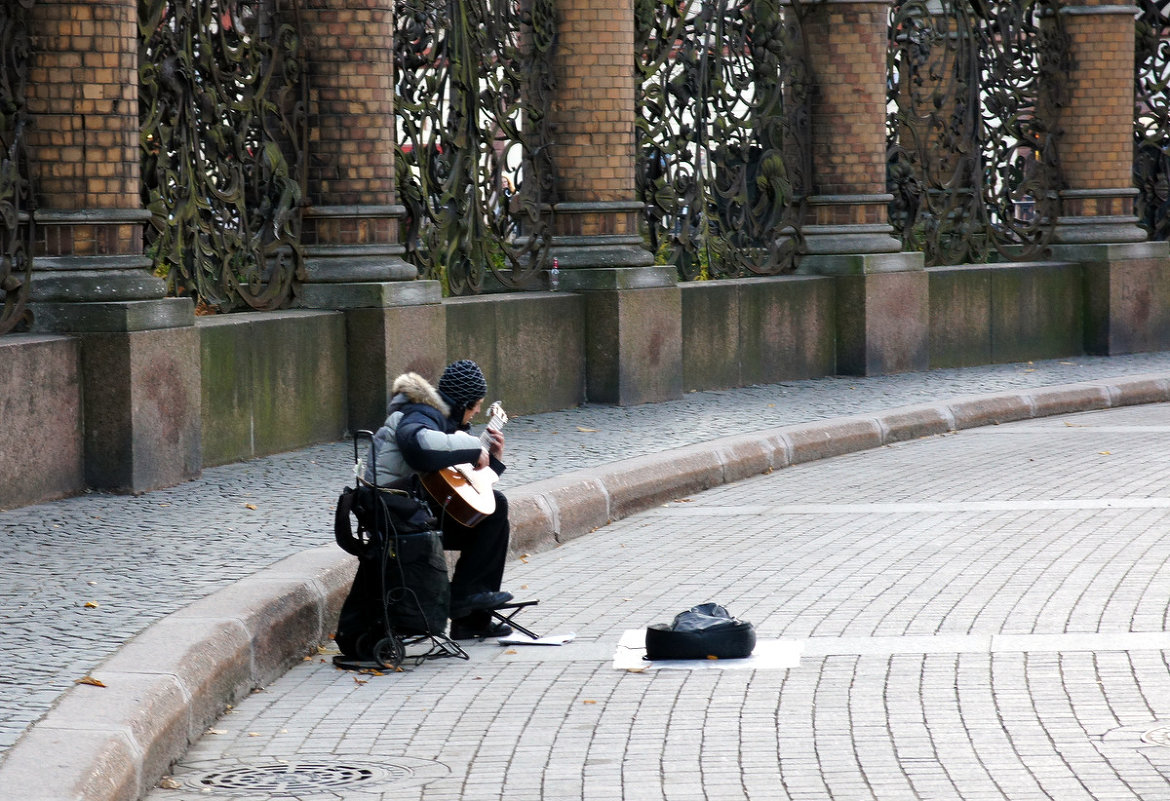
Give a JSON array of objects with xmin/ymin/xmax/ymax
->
[{"xmin": 497, "ymin": 632, "xmax": 576, "ymax": 646}]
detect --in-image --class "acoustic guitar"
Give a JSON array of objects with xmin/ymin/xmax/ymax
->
[{"xmin": 420, "ymin": 401, "xmax": 509, "ymax": 527}]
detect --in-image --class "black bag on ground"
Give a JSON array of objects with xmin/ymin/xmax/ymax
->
[
  {"xmin": 334, "ymin": 484, "xmax": 450, "ymax": 657},
  {"xmin": 644, "ymin": 602, "xmax": 756, "ymax": 660}
]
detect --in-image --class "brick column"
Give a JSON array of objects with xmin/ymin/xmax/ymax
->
[
  {"xmin": 546, "ymin": 0, "xmax": 658, "ymax": 284},
  {"xmin": 298, "ymin": 0, "xmax": 445, "ymax": 429},
  {"xmin": 24, "ymin": 0, "xmax": 200, "ymax": 491},
  {"xmin": 546, "ymin": 0, "xmax": 680, "ymax": 404},
  {"xmin": 1052, "ymin": 1, "xmax": 1170, "ymax": 354},
  {"xmin": 797, "ymin": 0, "xmax": 927, "ymax": 375}
]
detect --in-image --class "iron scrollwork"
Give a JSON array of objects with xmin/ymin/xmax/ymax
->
[
  {"xmin": 139, "ymin": 0, "xmax": 307, "ymax": 312},
  {"xmin": 887, "ymin": 0, "xmax": 1068, "ymax": 267},
  {"xmin": 1135, "ymin": 0, "xmax": 1170, "ymax": 241},
  {"xmin": 0, "ymin": 0, "xmax": 34, "ymax": 336},
  {"xmin": 395, "ymin": 0, "xmax": 557, "ymax": 296},
  {"xmin": 635, "ymin": 0, "xmax": 810, "ymax": 281}
]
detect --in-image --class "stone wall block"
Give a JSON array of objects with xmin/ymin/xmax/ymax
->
[
  {"xmin": 447, "ymin": 294, "xmax": 587, "ymax": 416},
  {"xmin": 585, "ymin": 286, "xmax": 683, "ymax": 405},
  {"xmin": 80, "ymin": 325, "xmax": 201, "ymax": 492},
  {"xmin": 681, "ymin": 281, "xmax": 741, "ymax": 391},
  {"xmin": 345, "ymin": 304, "xmax": 447, "ymax": 433},
  {"xmin": 928, "ymin": 266, "xmax": 993, "ymax": 368},
  {"xmin": 738, "ymin": 276, "xmax": 836, "ymax": 385},
  {"xmin": 1083, "ymin": 257, "xmax": 1170, "ymax": 355},
  {"xmin": 0, "ymin": 334, "xmax": 84, "ymax": 509},
  {"xmin": 199, "ymin": 311, "xmax": 347, "ymax": 466},
  {"xmin": 990, "ymin": 262, "xmax": 1083, "ymax": 363},
  {"xmin": 836, "ymin": 271, "xmax": 929, "ymax": 376}
]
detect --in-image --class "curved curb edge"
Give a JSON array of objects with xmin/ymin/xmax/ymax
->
[{"xmin": 3, "ymin": 372, "xmax": 1168, "ymax": 800}]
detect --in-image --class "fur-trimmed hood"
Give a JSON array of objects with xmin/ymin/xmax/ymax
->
[{"xmin": 390, "ymin": 372, "xmax": 451, "ymax": 418}]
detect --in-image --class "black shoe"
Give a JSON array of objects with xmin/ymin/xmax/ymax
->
[
  {"xmin": 450, "ymin": 620, "xmax": 513, "ymax": 641},
  {"xmin": 449, "ymin": 590, "xmax": 513, "ymax": 619}
]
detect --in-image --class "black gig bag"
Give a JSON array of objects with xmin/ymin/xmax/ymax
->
[{"xmin": 644, "ymin": 603, "xmax": 756, "ymax": 660}]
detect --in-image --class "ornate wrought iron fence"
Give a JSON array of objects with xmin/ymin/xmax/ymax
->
[
  {"xmin": 394, "ymin": 0, "xmax": 556, "ymax": 296},
  {"xmin": 0, "ymin": 0, "xmax": 33, "ymax": 336},
  {"xmin": 886, "ymin": 0, "xmax": 1068, "ymax": 267},
  {"xmin": 1136, "ymin": 0, "xmax": 1170, "ymax": 241},
  {"xmin": 139, "ymin": 0, "xmax": 306, "ymax": 312},
  {"xmin": 635, "ymin": 0, "xmax": 810, "ymax": 280}
]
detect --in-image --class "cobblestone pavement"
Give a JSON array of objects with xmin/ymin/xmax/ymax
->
[
  {"xmin": 3, "ymin": 352, "xmax": 1170, "ymax": 763},
  {"xmin": 149, "ymin": 401, "xmax": 1170, "ymax": 801}
]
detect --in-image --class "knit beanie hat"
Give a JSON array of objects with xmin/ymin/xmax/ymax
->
[{"xmin": 438, "ymin": 359, "xmax": 487, "ymax": 411}]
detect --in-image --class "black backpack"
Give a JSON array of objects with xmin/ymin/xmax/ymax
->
[{"xmin": 333, "ymin": 483, "xmax": 450, "ymax": 657}]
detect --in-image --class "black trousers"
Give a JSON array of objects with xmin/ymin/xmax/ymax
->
[{"xmin": 440, "ymin": 490, "xmax": 509, "ymax": 621}]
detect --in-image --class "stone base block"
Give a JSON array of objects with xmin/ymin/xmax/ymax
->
[
  {"xmin": 584, "ymin": 285, "xmax": 683, "ymax": 405},
  {"xmin": 29, "ymin": 296, "xmax": 193, "ymax": 333},
  {"xmin": 345, "ymin": 304, "xmax": 447, "ymax": 432},
  {"xmin": 836, "ymin": 270, "xmax": 929, "ymax": 376},
  {"xmin": 297, "ymin": 280, "xmax": 441, "ymax": 310},
  {"xmin": 81, "ymin": 325, "xmax": 201, "ymax": 492},
  {"xmin": 1070, "ymin": 243, "xmax": 1170, "ymax": 355},
  {"xmin": 0, "ymin": 334, "xmax": 84, "ymax": 510}
]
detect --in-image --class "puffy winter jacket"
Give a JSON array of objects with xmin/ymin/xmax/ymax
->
[{"xmin": 364, "ymin": 372, "xmax": 502, "ymax": 486}]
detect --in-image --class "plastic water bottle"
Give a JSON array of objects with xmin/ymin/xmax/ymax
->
[{"xmin": 549, "ymin": 258, "xmax": 560, "ymax": 292}]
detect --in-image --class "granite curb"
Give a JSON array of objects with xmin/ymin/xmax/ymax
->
[{"xmin": 4, "ymin": 372, "xmax": 1168, "ymax": 801}]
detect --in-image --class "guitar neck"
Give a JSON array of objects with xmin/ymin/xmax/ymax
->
[{"xmin": 478, "ymin": 410, "xmax": 507, "ymax": 448}]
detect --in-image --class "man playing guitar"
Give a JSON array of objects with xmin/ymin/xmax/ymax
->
[{"xmin": 365, "ymin": 359, "xmax": 513, "ymax": 640}]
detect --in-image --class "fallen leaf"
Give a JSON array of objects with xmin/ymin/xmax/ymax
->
[
  {"xmin": 354, "ymin": 677, "xmax": 367, "ymax": 685},
  {"xmin": 576, "ymin": 426, "xmax": 598, "ymax": 433},
  {"xmin": 505, "ymin": 649, "xmax": 518, "ymax": 655},
  {"xmin": 1099, "ymin": 451, "xmax": 1112, "ymax": 455},
  {"xmin": 158, "ymin": 777, "xmax": 181, "ymax": 789},
  {"xmin": 83, "ymin": 601, "xmax": 99, "ymax": 609},
  {"xmin": 706, "ymin": 655, "xmax": 720, "ymax": 660},
  {"xmin": 206, "ymin": 728, "xmax": 227, "ymax": 735},
  {"xmin": 75, "ymin": 676, "xmax": 106, "ymax": 687},
  {"xmin": 583, "ymin": 699, "xmax": 597, "ymax": 705},
  {"xmin": 248, "ymin": 732, "xmax": 260, "ymax": 737},
  {"xmin": 244, "ymin": 503, "xmax": 258, "ymax": 510}
]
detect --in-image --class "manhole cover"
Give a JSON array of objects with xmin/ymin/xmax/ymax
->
[{"xmin": 178, "ymin": 755, "xmax": 448, "ymax": 795}]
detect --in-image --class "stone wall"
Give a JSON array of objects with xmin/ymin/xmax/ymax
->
[{"xmin": 3, "ymin": 265, "xmax": 1170, "ymax": 510}]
